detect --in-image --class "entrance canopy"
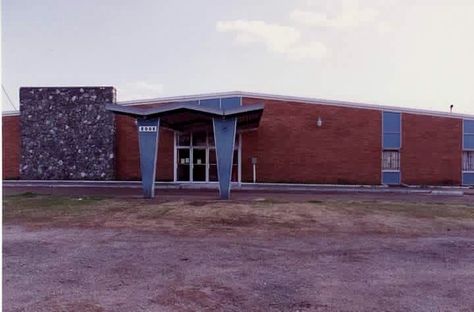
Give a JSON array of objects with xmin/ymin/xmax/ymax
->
[
  {"xmin": 106, "ymin": 100, "xmax": 264, "ymax": 132},
  {"xmin": 106, "ymin": 98, "xmax": 264, "ymax": 199}
]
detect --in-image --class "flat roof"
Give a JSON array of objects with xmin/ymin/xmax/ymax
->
[{"xmin": 117, "ymin": 91, "xmax": 474, "ymax": 120}]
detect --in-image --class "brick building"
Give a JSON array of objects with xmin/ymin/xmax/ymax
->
[{"xmin": 2, "ymin": 87, "xmax": 474, "ymax": 186}]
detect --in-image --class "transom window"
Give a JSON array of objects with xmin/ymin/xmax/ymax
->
[{"xmin": 176, "ymin": 131, "xmax": 239, "ymax": 148}]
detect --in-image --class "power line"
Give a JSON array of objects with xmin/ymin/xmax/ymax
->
[{"xmin": 2, "ymin": 84, "xmax": 18, "ymax": 111}]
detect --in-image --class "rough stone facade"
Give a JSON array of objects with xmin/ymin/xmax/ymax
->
[{"xmin": 20, "ymin": 87, "xmax": 116, "ymax": 180}]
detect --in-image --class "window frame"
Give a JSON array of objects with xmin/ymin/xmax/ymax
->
[
  {"xmin": 463, "ymin": 119, "xmax": 474, "ymax": 151},
  {"xmin": 381, "ymin": 111, "xmax": 402, "ymax": 185},
  {"xmin": 382, "ymin": 111, "xmax": 402, "ymax": 150}
]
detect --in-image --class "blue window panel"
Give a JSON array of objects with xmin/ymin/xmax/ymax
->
[
  {"xmin": 383, "ymin": 133, "xmax": 401, "ymax": 149},
  {"xmin": 465, "ymin": 134, "xmax": 474, "ymax": 150},
  {"xmin": 463, "ymin": 173, "xmax": 474, "ymax": 186},
  {"xmin": 383, "ymin": 171, "xmax": 400, "ymax": 185},
  {"xmin": 464, "ymin": 119, "xmax": 474, "ymax": 134},
  {"xmin": 464, "ymin": 120, "xmax": 474, "ymax": 149},
  {"xmin": 383, "ymin": 112, "xmax": 401, "ymax": 133},
  {"xmin": 383, "ymin": 112, "xmax": 401, "ymax": 149},
  {"xmin": 221, "ymin": 97, "xmax": 241, "ymax": 109},
  {"xmin": 200, "ymin": 98, "xmax": 220, "ymax": 109}
]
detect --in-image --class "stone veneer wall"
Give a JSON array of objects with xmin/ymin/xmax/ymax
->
[{"xmin": 20, "ymin": 87, "xmax": 116, "ymax": 180}]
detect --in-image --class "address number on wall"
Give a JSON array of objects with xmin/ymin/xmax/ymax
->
[{"xmin": 139, "ymin": 126, "xmax": 157, "ymax": 132}]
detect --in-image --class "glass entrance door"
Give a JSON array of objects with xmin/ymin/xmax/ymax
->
[
  {"xmin": 177, "ymin": 148, "xmax": 190, "ymax": 181},
  {"xmin": 192, "ymin": 148, "xmax": 206, "ymax": 181},
  {"xmin": 175, "ymin": 131, "xmax": 240, "ymax": 182}
]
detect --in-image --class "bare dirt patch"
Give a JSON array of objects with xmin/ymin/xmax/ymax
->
[{"xmin": 3, "ymin": 193, "xmax": 474, "ymax": 311}]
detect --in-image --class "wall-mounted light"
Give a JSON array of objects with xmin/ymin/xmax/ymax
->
[{"xmin": 316, "ymin": 116, "xmax": 323, "ymax": 128}]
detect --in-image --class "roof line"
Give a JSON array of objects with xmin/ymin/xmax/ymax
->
[
  {"xmin": 19, "ymin": 86, "xmax": 115, "ymax": 89},
  {"xmin": 117, "ymin": 90, "xmax": 474, "ymax": 119},
  {"xmin": 3, "ymin": 90, "xmax": 474, "ymax": 119},
  {"xmin": 118, "ymin": 91, "xmax": 245, "ymax": 106},
  {"xmin": 2, "ymin": 111, "xmax": 20, "ymax": 116}
]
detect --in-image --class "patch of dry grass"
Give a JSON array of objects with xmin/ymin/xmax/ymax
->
[
  {"xmin": 324, "ymin": 199, "xmax": 474, "ymax": 219},
  {"xmin": 3, "ymin": 193, "xmax": 474, "ymax": 235},
  {"xmin": 3, "ymin": 193, "xmax": 105, "ymax": 221}
]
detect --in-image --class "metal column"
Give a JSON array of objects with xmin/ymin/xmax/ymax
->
[
  {"xmin": 212, "ymin": 117, "xmax": 237, "ymax": 199},
  {"xmin": 137, "ymin": 117, "xmax": 160, "ymax": 198}
]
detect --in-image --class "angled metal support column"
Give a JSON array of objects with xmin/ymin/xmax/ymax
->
[
  {"xmin": 213, "ymin": 117, "xmax": 237, "ymax": 199},
  {"xmin": 137, "ymin": 117, "xmax": 160, "ymax": 198}
]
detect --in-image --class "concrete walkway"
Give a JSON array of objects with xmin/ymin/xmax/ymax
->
[{"xmin": 3, "ymin": 179, "xmax": 470, "ymax": 192}]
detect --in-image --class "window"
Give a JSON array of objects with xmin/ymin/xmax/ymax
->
[
  {"xmin": 464, "ymin": 119, "xmax": 474, "ymax": 150},
  {"xmin": 383, "ymin": 151, "xmax": 400, "ymax": 170},
  {"xmin": 177, "ymin": 133, "xmax": 190, "ymax": 147},
  {"xmin": 463, "ymin": 120, "xmax": 474, "ymax": 185},
  {"xmin": 192, "ymin": 131, "xmax": 207, "ymax": 146},
  {"xmin": 382, "ymin": 112, "xmax": 401, "ymax": 185},
  {"xmin": 463, "ymin": 151, "xmax": 474, "ymax": 171},
  {"xmin": 382, "ymin": 150, "xmax": 400, "ymax": 185},
  {"xmin": 383, "ymin": 112, "xmax": 401, "ymax": 149}
]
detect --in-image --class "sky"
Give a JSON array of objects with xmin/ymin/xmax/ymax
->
[{"xmin": 2, "ymin": 0, "xmax": 474, "ymax": 114}]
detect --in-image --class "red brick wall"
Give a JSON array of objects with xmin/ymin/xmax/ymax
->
[
  {"xmin": 115, "ymin": 114, "xmax": 174, "ymax": 181},
  {"xmin": 241, "ymin": 98, "xmax": 382, "ymax": 184},
  {"xmin": 115, "ymin": 115, "xmax": 139, "ymax": 180},
  {"xmin": 156, "ymin": 127, "xmax": 174, "ymax": 181},
  {"xmin": 4, "ymin": 99, "xmax": 465, "ymax": 186},
  {"xmin": 2, "ymin": 115, "xmax": 20, "ymax": 179},
  {"xmin": 401, "ymin": 113, "xmax": 462, "ymax": 185}
]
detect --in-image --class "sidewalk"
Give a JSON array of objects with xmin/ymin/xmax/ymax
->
[{"xmin": 3, "ymin": 180, "xmax": 470, "ymax": 196}]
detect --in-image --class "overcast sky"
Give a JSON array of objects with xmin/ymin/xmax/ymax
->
[{"xmin": 2, "ymin": 0, "xmax": 474, "ymax": 114}]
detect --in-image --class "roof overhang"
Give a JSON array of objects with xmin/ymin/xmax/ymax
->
[{"xmin": 106, "ymin": 102, "xmax": 264, "ymax": 132}]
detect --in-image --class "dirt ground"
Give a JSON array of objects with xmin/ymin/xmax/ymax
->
[{"xmin": 3, "ymin": 189, "xmax": 474, "ymax": 311}]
